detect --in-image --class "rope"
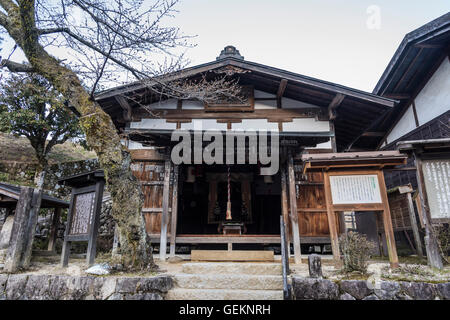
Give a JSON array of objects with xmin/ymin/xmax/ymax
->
[{"xmin": 226, "ymin": 165, "xmax": 232, "ymax": 220}]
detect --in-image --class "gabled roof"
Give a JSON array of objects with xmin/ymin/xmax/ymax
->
[
  {"xmin": 355, "ymin": 12, "xmax": 450, "ymax": 150},
  {"xmin": 95, "ymin": 46, "xmax": 396, "ymax": 151},
  {"xmin": 0, "ymin": 183, "xmax": 69, "ymax": 208}
]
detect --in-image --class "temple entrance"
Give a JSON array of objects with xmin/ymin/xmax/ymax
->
[{"xmin": 176, "ymin": 164, "xmax": 281, "ymax": 244}]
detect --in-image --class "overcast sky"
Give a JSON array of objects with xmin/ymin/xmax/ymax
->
[
  {"xmin": 1, "ymin": 1, "xmax": 448, "ymax": 93},
  {"xmin": 173, "ymin": 0, "xmax": 449, "ymax": 92}
]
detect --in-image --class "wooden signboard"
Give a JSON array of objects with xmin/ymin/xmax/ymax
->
[
  {"xmin": 329, "ymin": 175, "xmax": 382, "ymax": 205},
  {"xmin": 59, "ymin": 170, "xmax": 105, "ymax": 267},
  {"xmin": 421, "ymin": 159, "xmax": 450, "ymax": 221}
]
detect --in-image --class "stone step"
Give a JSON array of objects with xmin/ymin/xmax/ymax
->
[
  {"xmin": 174, "ymin": 274, "xmax": 284, "ymax": 290},
  {"xmin": 181, "ymin": 262, "xmax": 282, "ymax": 275},
  {"xmin": 166, "ymin": 288, "xmax": 284, "ymax": 300}
]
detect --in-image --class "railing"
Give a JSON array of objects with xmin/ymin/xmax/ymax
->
[{"xmin": 280, "ymin": 215, "xmax": 291, "ymax": 300}]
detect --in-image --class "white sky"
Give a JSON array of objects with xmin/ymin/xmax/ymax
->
[
  {"xmin": 1, "ymin": 1, "xmax": 449, "ymax": 93},
  {"xmin": 173, "ymin": 0, "xmax": 449, "ymax": 92}
]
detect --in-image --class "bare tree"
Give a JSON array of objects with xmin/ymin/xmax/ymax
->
[{"xmin": 0, "ymin": 0, "xmax": 241, "ymax": 270}]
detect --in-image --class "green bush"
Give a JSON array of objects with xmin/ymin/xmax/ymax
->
[{"xmin": 339, "ymin": 231, "xmax": 376, "ymax": 274}]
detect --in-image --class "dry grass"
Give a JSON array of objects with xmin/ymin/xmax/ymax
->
[{"xmin": 0, "ymin": 133, "xmax": 96, "ymax": 164}]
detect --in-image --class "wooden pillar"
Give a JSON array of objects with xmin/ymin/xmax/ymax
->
[
  {"xmin": 280, "ymin": 166, "xmax": 291, "ymax": 253},
  {"xmin": 287, "ymin": 151, "xmax": 301, "ymax": 264},
  {"xmin": 323, "ymin": 172, "xmax": 340, "ymax": 264},
  {"xmin": 330, "ymin": 121, "xmax": 337, "ymax": 153},
  {"xmin": 61, "ymin": 188, "xmax": 75, "ymax": 267},
  {"xmin": 377, "ymin": 171, "xmax": 399, "ymax": 268},
  {"xmin": 4, "ymin": 187, "xmax": 34, "ymax": 272},
  {"xmin": 86, "ymin": 180, "xmax": 104, "ymax": 266},
  {"xmin": 169, "ymin": 165, "xmax": 179, "ymax": 257},
  {"xmin": 406, "ymin": 192, "xmax": 423, "ymax": 257},
  {"xmin": 414, "ymin": 153, "xmax": 443, "ymax": 269},
  {"xmin": 159, "ymin": 159, "xmax": 172, "ymax": 261},
  {"xmin": 47, "ymin": 207, "xmax": 61, "ymax": 252}
]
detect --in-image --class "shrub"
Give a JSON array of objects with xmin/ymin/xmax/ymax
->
[
  {"xmin": 435, "ymin": 224, "xmax": 450, "ymax": 263},
  {"xmin": 339, "ymin": 231, "xmax": 376, "ymax": 274}
]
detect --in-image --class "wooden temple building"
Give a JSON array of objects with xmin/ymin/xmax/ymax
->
[{"xmin": 94, "ymin": 42, "xmax": 412, "ymax": 265}]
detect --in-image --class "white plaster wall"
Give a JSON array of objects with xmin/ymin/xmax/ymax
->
[
  {"xmin": 254, "ymin": 90, "xmax": 276, "ymax": 99},
  {"xmin": 130, "ymin": 119, "xmax": 177, "ymax": 130},
  {"xmin": 306, "ymin": 140, "xmax": 332, "ymax": 150},
  {"xmin": 255, "ymin": 100, "xmax": 277, "ymax": 109},
  {"xmin": 126, "ymin": 140, "xmax": 154, "ymax": 150},
  {"xmin": 386, "ymin": 58, "xmax": 450, "ymax": 143},
  {"xmin": 282, "ymin": 118, "xmax": 330, "ymax": 132},
  {"xmin": 145, "ymin": 98, "xmax": 177, "ymax": 109},
  {"xmin": 232, "ymin": 119, "xmax": 279, "ymax": 131},
  {"xmin": 182, "ymin": 100, "xmax": 204, "ymax": 109},
  {"xmin": 386, "ymin": 104, "xmax": 416, "ymax": 143},
  {"xmin": 181, "ymin": 119, "xmax": 227, "ymax": 131},
  {"xmin": 415, "ymin": 58, "xmax": 450, "ymax": 125},
  {"xmin": 282, "ymin": 97, "xmax": 320, "ymax": 109}
]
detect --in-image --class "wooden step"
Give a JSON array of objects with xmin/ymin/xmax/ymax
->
[{"xmin": 191, "ymin": 250, "xmax": 274, "ymax": 262}]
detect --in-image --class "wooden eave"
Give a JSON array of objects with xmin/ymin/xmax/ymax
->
[
  {"xmin": 301, "ymin": 151, "xmax": 408, "ymax": 172},
  {"xmin": 0, "ymin": 183, "xmax": 69, "ymax": 208}
]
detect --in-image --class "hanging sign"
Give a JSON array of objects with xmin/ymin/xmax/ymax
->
[{"xmin": 329, "ymin": 174, "xmax": 382, "ymax": 204}]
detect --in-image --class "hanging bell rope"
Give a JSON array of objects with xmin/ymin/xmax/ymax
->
[{"xmin": 226, "ymin": 165, "xmax": 232, "ymax": 220}]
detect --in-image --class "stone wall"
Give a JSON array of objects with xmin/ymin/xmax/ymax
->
[
  {"xmin": 292, "ymin": 277, "xmax": 450, "ymax": 300},
  {"xmin": 0, "ymin": 274, "xmax": 172, "ymax": 300}
]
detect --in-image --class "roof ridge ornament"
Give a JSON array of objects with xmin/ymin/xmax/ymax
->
[{"xmin": 216, "ymin": 45, "xmax": 244, "ymax": 61}]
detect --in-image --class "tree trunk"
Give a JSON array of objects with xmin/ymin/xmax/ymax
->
[{"xmin": 1, "ymin": 3, "xmax": 151, "ymax": 269}]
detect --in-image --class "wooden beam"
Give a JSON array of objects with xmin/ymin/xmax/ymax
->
[
  {"xmin": 414, "ymin": 43, "xmax": 445, "ymax": 49},
  {"xmin": 328, "ymin": 93, "xmax": 345, "ymax": 120},
  {"xmin": 322, "ymin": 172, "xmax": 341, "ymax": 264},
  {"xmin": 377, "ymin": 171, "xmax": 399, "ymax": 268},
  {"xmin": 413, "ymin": 152, "xmax": 443, "ymax": 269},
  {"xmin": 159, "ymin": 159, "xmax": 172, "ymax": 261},
  {"xmin": 277, "ymin": 79, "xmax": 288, "ymax": 108},
  {"xmin": 406, "ymin": 192, "xmax": 423, "ymax": 257},
  {"xmin": 280, "ymin": 166, "xmax": 291, "ymax": 250},
  {"xmin": 47, "ymin": 207, "xmax": 61, "ymax": 252},
  {"xmin": 361, "ymin": 131, "xmax": 386, "ymax": 137},
  {"xmin": 115, "ymin": 95, "xmax": 132, "ymax": 122},
  {"xmin": 169, "ymin": 165, "xmax": 179, "ymax": 257},
  {"xmin": 382, "ymin": 93, "xmax": 411, "ymax": 100},
  {"xmin": 287, "ymin": 152, "xmax": 302, "ymax": 264}
]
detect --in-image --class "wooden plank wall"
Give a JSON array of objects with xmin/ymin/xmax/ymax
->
[
  {"xmin": 294, "ymin": 163, "xmax": 341, "ymax": 237},
  {"xmin": 383, "ymin": 192, "xmax": 412, "ymax": 231},
  {"xmin": 131, "ymin": 161, "xmax": 172, "ymax": 236}
]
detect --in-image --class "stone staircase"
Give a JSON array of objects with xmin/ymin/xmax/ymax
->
[{"xmin": 166, "ymin": 262, "xmax": 285, "ymax": 300}]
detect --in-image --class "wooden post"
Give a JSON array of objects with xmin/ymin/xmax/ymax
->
[
  {"xmin": 4, "ymin": 187, "xmax": 34, "ymax": 273},
  {"xmin": 330, "ymin": 121, "xmax": 337, "ymax": 153},
  {"xmin": 61, "ymin": 188, "xmax": 75, "ymax": 267},
  {"xmin": 169, "ymin": 165, "xmax": 179, "ymax": 257},
  {"xmin": 22, "ymin": 188, "xmax": 43, "ymax": 268},
  {"xmin": 86, "ymin": 180, "xmax": 104, "ymax": 266},
  {"xmin": 377, "ymin": 171, "xmax": 399, "ymax": 268},
  {"xmin": 414, "ymin": 153, "xmax": 443, "ymax": 269},
  {"xmin": 47, "ymin": 207, "xmax": 61, "ymax": 252},
  {"xmin": 287, "ymin": 151, "xmax": 301, "ymax": 264},
  {"xmin": 280, "ymin": 167, "xmax": 291, "ymax": 254},
  {"xmin": 159, "ymin": 159, "xmax": 172, "ymax": 261},
  {"xmin": 323, "ymin": 172, "xmax": 341, "ymax": 264},
  {"xmin": 406, "ymin": 192, "xmax": 423, "ymax": 257}
]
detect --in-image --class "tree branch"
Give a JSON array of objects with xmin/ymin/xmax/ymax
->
[
  {"xmin": 0, "ymin": 59, "xmax": 35, "ymax": 72},
  {"xmin": 0, "ymin": 0, "xmax": 18, "ymax": 14},
  {"xmin": 0, "ymin": 10, "xmax": 8, "ymax": 27}
]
